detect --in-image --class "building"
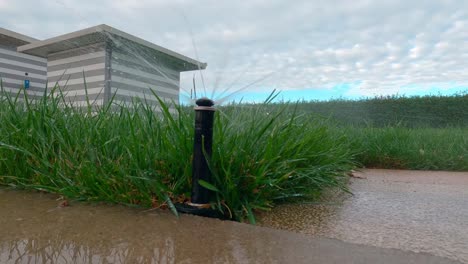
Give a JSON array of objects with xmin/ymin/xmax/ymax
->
[
  {"xmin": 0, "ymin": 27, "xmax": 47, "ymax": 99},
  {"xmin": 1, "ymin": 24, "xmax": 206, "ymax": 107}
]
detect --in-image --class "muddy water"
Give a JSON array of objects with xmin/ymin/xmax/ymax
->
[
  {"xmin": 0, "ymin": 186, "xmax": 460, "ymax": 264},
  {"xmin": 259, "ymin": 169, "xmax": 468, "ymax": 263}
]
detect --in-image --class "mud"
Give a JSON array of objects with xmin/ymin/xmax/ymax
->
[{"xmin": 258, "ymin": 169, "xmax": 468, "ymax": 263}]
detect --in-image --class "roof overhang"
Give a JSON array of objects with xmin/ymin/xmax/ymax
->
[
  {"xmin": 17, "ymin": 24, "xmax": 207, "ymax": 72},
  {"xmin": 0, "ymin": 27, "xmax": 39, "ymax": 47}
]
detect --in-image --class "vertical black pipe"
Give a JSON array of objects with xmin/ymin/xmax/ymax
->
[
  {"xmin": 190, "ymin": 97, "xmax": 215, "ymax": 205},
  {"xmin": 176, "ymin": 97, "xmax": 224, "ymax": 218}
]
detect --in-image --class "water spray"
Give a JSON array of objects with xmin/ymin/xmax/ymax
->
[{"xmin": 176, "ymin": 97, "xmax": 223, "ymax": 218}]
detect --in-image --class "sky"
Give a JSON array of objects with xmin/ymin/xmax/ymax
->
[{"xmin": 1, "ymin": 0, "xmax": 467, "ymax": 103}]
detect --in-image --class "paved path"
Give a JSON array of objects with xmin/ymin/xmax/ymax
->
[
  {"xmin": 259, "ymin": 169, "xmax": 468, "ymax": 263},
  {"xmin": 1, "ymin": 169, "xmax": 466, "ymax": 263}
]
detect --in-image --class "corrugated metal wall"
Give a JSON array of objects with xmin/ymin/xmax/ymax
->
[
  {"xmin": 0, "ymin": 47, "xmax": 47, "ymax": 99},
  {"xmin": 47, "ymin": 43, "xmax": 106, "ymax": 107},
  {"xmin": 110, "ymin": 47, "xmax": 180, "ymax": 106}
]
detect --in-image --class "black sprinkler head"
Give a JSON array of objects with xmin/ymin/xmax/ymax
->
[{"xmin": 196, "ymin": 97, "xmax": 215, "ymax": 107}]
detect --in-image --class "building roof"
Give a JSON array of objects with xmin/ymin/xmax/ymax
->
[
  {"xmin": 17, "ymin": 24, "xmax": 207, "ymax": 72},
  {"xmin": 0, "ymin": 27, "xmax": 38, "ymax": 47}
]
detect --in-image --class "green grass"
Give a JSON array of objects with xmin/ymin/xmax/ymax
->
[
  {"xmin": 344, "ymin": 126, "xmax": 467, "ymax": 171},
  {"xmin": 1, "ymin": 86, "xmax": 466, "ymax": 223},
  {"xmin": 263, "ymin": 92, "xmax": 468, "ymax": 128},
  {"xmin": 236, "ymin": 93, "xmax": 468, "ymax": 171},
  {"xmin": 0, "ymin": 88, "xmax": 355, "ymax": 222}
]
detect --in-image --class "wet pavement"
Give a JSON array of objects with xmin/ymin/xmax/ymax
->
[
  {"xmin": 259, "ymin": 169, "xmax": 468, "ymax": 263},
  {"xmin": 0, "ymin": 169, "xmax": 466, "ymax": 263}
]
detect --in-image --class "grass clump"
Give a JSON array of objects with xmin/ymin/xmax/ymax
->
[{"xmin": 0, "ymin": 89, "xmax": 355, "ymax": 222}]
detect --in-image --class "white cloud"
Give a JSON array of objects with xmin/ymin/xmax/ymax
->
[
  {"xmin": 0, "ymin": 0, "xmax": 7, "ymax": 8},
  {"xmin": 1, "ymin": 0, "xmax": 467, "ymax": 100}
]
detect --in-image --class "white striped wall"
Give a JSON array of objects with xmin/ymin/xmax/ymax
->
[
  {"xmin": 47, "ymin": 43, "xmax": 106, "ymax": 106},
  {"xmin": 110, "ymin": 50, "xmax": 180, "ymax": 105},
  {"xmin": 1, "ymin": 42, "xmax": 183, "ymax": 109},
  {"xmin": 0, "ymin": 47, "xmax": 47, "ymax": 99}
]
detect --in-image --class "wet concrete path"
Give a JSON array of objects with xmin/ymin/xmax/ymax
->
[
  {"xmin": 259, "ymin": 169, "xmax": 468, "ymax": 263},
  {"xmin": 0, "ymin": 169, "xmax": 466, "ymax": 263}
]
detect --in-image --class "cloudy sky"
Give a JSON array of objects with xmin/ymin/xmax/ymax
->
[{"xmin": 1, "ymin": 0, "xmax": 467, "ymax": 102}]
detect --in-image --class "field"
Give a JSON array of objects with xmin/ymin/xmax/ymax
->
[
  {"xmin": 0, "ymin": 89, "xmax": 466, "ymax": 222},
  {"xmin": 290, "ymin": 92, "xmax": 467, "ymax": 128},
  {"xmin": 287, "ymin": 93, "xmax": 467, "ymax": 171}
]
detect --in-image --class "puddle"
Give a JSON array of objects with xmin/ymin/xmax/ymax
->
[
  {"xmin": 0, "ymin": 185, "xmax": 461, "ymax": 264},
  {"xmin": 258, "ymin": 169, "xmax": 468, "ymax": 263}
]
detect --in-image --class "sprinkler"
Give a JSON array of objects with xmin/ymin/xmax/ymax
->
[
  {"xmin": 190, "ymin": 97, "xmax": 215, "ymax": 205},
  {"xmin": 176, "ymin": 98, "xmax": 224, "ymax": 218}
]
